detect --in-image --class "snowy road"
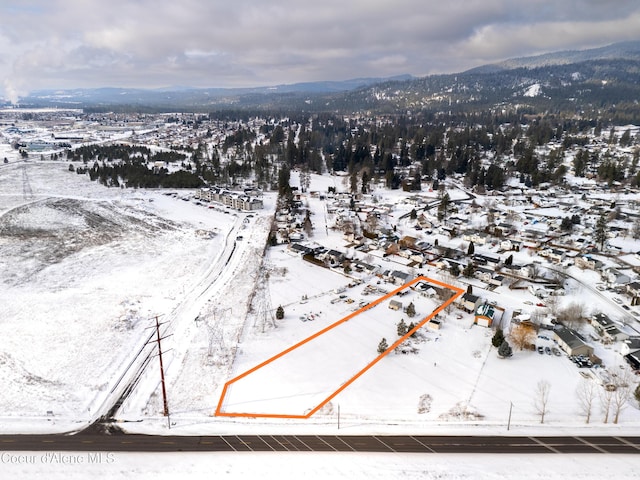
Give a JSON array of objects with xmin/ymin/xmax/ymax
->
[{"xmin": 1, "ymin": 432, "xmax": 639, "ymax": 454}]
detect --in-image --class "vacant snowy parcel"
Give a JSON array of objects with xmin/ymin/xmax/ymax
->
[{"xmin": 216, "ymin": 276, "xmax": 463, "ymax": 418}]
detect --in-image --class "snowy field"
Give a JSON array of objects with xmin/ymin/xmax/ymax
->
[{"xmin": 0, "ymin": 160, "xmax": 272, "ymax": 432}]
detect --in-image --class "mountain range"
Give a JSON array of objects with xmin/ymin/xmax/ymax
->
[{"xmin": 9, "ymin": 41, "xmax": 640, "ymax": 116}]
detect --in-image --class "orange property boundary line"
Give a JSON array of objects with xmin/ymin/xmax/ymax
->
[{"xmin": 215, "ymin": 275, "xmax": 464, "ymax": 419}]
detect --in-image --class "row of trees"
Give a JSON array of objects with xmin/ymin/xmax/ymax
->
[{"xmin": 78, "ymin": 159, "xmax": 203, "ymax": 189}]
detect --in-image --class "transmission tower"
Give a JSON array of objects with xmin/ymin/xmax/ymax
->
[
  {"xmin": 205, "ymin": 308, "xmax": 231, "ymax": 364},
  {"xmin": 252, "ymin": 263, "xmax": 277, "ymax": 333}
]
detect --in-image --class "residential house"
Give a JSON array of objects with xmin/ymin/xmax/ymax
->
[
  {"xmin": 399, "ymin": 235, "xmax": 418, "ymax": 249},
  {"xmin": 462, "ymin": 232, "xmax": 488, "ymax": 245},
  {"xmin": 624, "ymin": 351, "xmax": 640, "ymax": 371},
  {"xmin": 288, "ymin": 243, "xmax": 312, "ymax": 256},
  {"xmin": 458, "ymin": 293, "xmax": 482, "ymax": 313},
  {"xmin": 554, "ymin": 326, "xmax": 594, "ymax": 357},
  {"xmin": 474, "ymin": 267, "xmax": 494, "ymax": 284},
  {"xmin": 323, "ymin": 249, "xmax": 345, "ymax": 266},
  {"xmin": 603, "ymin": 267, "xmax": 631, "ymax": 286},
  {"xmin": 500, "ymin": 239, "xmax": 521, "ymax": 251},
  {"xmin": 416, "ymin": 213, "xmax": 432, "ymax": 230},
  {"xmin": 626, "ymin": 281, "xmax": 640, "ymax": 301},
  {"xmin": 575, "ymin": 255, "xmax": 602, "ymax": 270},
  {"xmin": 473, "ymin": 253, "xmax": 501, "ymax": 265},
  {"xmin": 621, "ymin": 337, "xmax": 640, "ymax": 356},
  {"xmin": 390, "ymin": 270, "xmax": 410, "ymax": 284},
  {"xmin": 590, "ymin": 313, "xmax": 629, "ymax": 343},
  {"xmin": 539, "ymin": 248, "xmax": 565, "ymax": 263}
]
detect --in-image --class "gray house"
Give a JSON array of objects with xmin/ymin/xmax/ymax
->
[{"xmin": 554, "ymin": 326, "xmax": 594, "ymax": 357}]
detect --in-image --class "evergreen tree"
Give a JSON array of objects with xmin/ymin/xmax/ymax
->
[
  {"xmin": 406, "ymin": 302, "xmax": 416, "ymax": 318},
  {"xmin": 407, "ymin": 322, "xmax": 417, "ymax": 338},
  {"xmin": 303, "ymin": 210, "xmax": 313, "ymax": 237},
  {"xmin": 462, "ymin": 262, "xmax": 475, "ymax": 278},
  {"xmin": 505, "ymin": 254, "xmax": 513, "ymax": 266},
  {"xmin": 491, "ymin": 328, "xmax": 505, "ymax": 348},
  {"xmin": 410, "ymin": 208, "xmax": 417, "ymax": 220},
  {"xmin": 449, "ymin": 263, "xmax": 460, "ymax": 277},
  {"xmin": 397, "ymin": 319, "xmax": 408, "ymax": 336},
  {"xmin": 467, "ymin": 241, "xmax": 475, "ymax": 256},
  {"xmin": 560, "ymin": 217, "xmax": 573, "ymax": 231},
  {"xmin": 350, "ymin": 171, "xmax": 358, "ymax": 194},
  {"xmin": 275, "ymin": 305, "xmax": 284, "ymax": 320},
  {"xmin": 594, "ymin": 214, "xmax": 608, "ymax": 250},
  {"xmin": 377, "ymin": 337, "xmax": 389, "ymax": 354},
  {"xmin": 361, "ymin": 170, "xmax": 370, "ymax": 194},
  {"xmin": 437, "ymin": 192, "xmax": 451, "ymax": 222},
  {"xmin": 277, "ymin": 165, "xmax": 291, "ymax": 198},
  {"xmin": 498, "ymin": 339, "xmax": 513, "ymax": 358}
]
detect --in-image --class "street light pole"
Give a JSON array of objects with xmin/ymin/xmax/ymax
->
[{"xmin": 507, "ymin": 401, "xmax": 513, "ymax": 431}]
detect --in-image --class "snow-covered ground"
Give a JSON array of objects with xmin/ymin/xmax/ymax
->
[
  {"xmin": 2, "ymin": 451, "xmax": 640, "ymax": 480},
  {"xmin": 0, "ymin": 161, "xmax": 272, "ymax": 433},
  {"xmin": 1, "ymin": 163, "xmax": 640, "ymax": 458},
  {"xmin": 1, "ymin": 163, "xmax": 640, "ymax": 479}
]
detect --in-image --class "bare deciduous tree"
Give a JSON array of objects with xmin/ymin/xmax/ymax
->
[
  {"xmin": 545, "ymin": 295, "xmax": 560, "ymax": 318},
  {"xmin": 557, "ymin": 302, "xmax": 587, "ymax": 330},
  {"xmin": 534, "ymin": 380, "xmax": 551, "ymax": 424},
  {"xmin": 436, "ymin": 286, "xmax": 456, "ymax": 314},
  {"xmin": 510, "ymin": 323, "xmax": 536, "ymax": 351},
  {"xmin": 612, "ymin": 369, "xmax": 634, "ymax": 424},
  {"xmin": 599, "ymin": 385, "xmax": 615, "ymax": 424},
  {"xmin": 576, "ymin": 378, "xmax": 597, "ymax": 424}
]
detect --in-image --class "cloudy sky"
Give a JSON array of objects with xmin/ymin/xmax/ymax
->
[{"xmin": 1, "ymin": 0, "xmax": 639, "ymax": 101}]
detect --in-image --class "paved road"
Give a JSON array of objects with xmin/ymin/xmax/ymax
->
[{"xmin": 1, "ymin": 434, "xmax": 639, "ymax": 454}]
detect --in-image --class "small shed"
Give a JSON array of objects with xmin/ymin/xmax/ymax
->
[{"xmin": 389, "ymin": 300, "xmax": 403, "ymax": 311}]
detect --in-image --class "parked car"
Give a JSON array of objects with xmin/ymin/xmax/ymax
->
[
  {"xmin": 545, "ymin": 346, "xmax": 551, "ymax": 355},
  {"xmin": 537, "ymin": 346, "xmax": 545, "ymax": 355}
]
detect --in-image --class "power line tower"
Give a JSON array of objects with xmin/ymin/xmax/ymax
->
[
  {"xmin": 204, "ymin": 308, "xmax": 231, "ymax": 364},
  {"xmin": 252, "ymin": 264, "xmax": 277, "ymax": 333}
]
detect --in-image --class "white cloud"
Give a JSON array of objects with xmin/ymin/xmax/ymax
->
[{"xmin": 0, "ymin": 0, "xmax": 639, "ymax": 98}]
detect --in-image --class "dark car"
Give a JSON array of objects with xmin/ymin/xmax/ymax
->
[{"xmin": 537, "ymin": 346, "xmax": 544, "ymax": 355}]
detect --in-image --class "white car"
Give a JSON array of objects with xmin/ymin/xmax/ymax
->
[{"xmin": 613, "ymin": 297, "xmax": 623, "ymax": 304}]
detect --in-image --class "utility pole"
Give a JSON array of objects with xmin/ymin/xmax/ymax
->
[
  {"xmin": 148, "ymin": 315, "xmax": 171, "ymax": 428},
  {"xmin": 507, "ymin": 401, "xmax": 513, "ymax": 431}
]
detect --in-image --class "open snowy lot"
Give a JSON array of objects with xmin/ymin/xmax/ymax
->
[
  {"xmin": 0, "ymin": 161, "xmax": 271, "ymax": 432},
  {"xmin": 225, "ymin": 244, "xmax": 640, "ymax": 429}
]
